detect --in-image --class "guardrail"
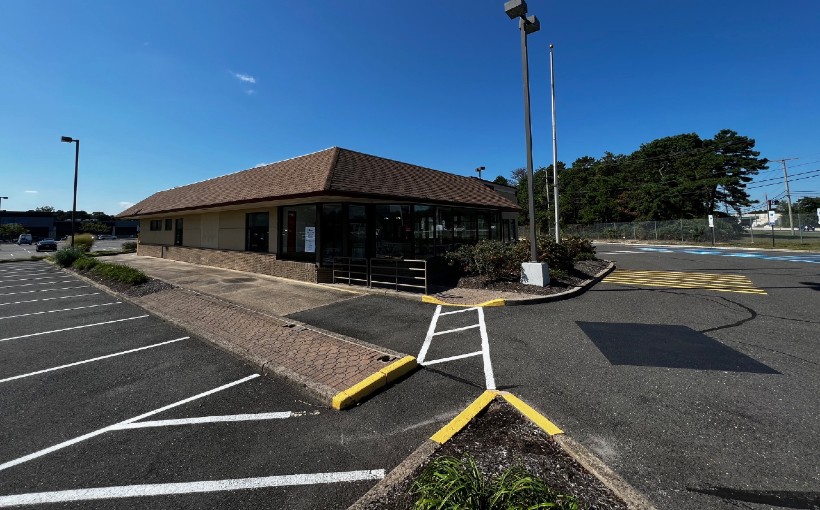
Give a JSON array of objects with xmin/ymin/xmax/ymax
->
[{"xmin": 332, "ymin": 257, "xmax": 427, "ymax": 294}]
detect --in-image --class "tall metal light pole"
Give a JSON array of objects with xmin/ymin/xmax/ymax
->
[
  {"xmin": 61, "ymin": 136, "xmax": 80, "ymax": 248},
  {"xmin": 549, "ymin": 44, "xmax": 560, "ymax": 243},
  {"xmin": 475, "ymin": 166, "xmax": 486, "ymax": 179},
  {"xmin": 505, "ymin": 0, "xmax": 540, "ymax": 262},
  {"xmin": 0, "ymin": 196, "xmax": 7, "ymax": 240}
]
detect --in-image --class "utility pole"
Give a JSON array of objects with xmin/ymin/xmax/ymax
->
[
  {"xmin": 548, "ymin": 43, "xmax": 560, "ymax": 243},
  {"xmin": 771, "ymin": 158, "xmax": 797, "ymax": 235}
]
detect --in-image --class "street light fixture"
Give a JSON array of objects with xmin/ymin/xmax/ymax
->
[
  {"xmin": 504, "ymin": 0, "xmax": 540, "ymax": 264},
  {"xmin": 475, "ymin": 166, "xmax": 486, "ymax": 179},
  {"xmin": 61, "ymin": 136, "xmax": 80, "ymax": 248}
]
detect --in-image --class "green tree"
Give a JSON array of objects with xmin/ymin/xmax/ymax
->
[
  {"xmin": 35, "ymin": 206, "xmax": 55, "ymax": 213},
  {"xmin": 492, "ymin": 175, "xmax": 510, "ymax": 186},
  {"xmin": 0, "ymin": 223, "xmax": 27, "ymax": 240},
  {"xmin": 80, "ymin": 220, "xmax": 109, "ymax": 235}
]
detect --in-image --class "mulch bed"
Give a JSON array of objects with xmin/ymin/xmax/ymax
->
[
  {"xmin": 358, "ymin": 400, "xmax": 627, "ymax": 509},
  {"xmin": 456, "ymin": 259, "xmax": 611, "ymax": 296},
  {"xmin": 68, "ymin": 268, "xmax": 174, "ymax": 297}
]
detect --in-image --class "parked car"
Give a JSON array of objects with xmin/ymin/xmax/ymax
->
[
  {"xmin": 35, "ymin": 239, "xmax": 58, "ymax": 252},
  {"xmin": 97, "ymin": 234, "xmax": 118, "ymax": 240},
  {"xmin": 17, "ymin": 234, "xmax": 32, "ymax": 245},
  {"xmin": 802, "ymin": 225, "xmax": 816, "ymax": 231}
]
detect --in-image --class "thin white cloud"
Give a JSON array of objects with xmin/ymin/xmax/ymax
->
[
  {"xmin": 119, "ymin": 201, "xmax": 134, "ymax": 208},
  {"xmin": 245, "ymin": 89, "xmax": 256, "ymax": 96},
  {"xmin": 232, "ymin": 72, "xmax": 256, "ymax": 84},
  {"xmin": 24, "ymin": 190, "xmax": 38, "ymax": 194}
]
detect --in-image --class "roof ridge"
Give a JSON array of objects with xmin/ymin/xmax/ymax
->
[
  {"xmin": 323, "ymin": 147, "xmax": 342, "ymax": 191},
  {"xmin": 157, "ymin": 147, "xmax": 338, "ymax": 193},
  {"xmin": 335, "ymin": 147, "xmax": 485, "ymax": 185}
]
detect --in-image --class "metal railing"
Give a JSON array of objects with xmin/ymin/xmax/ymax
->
[
  {"xmin": 332, "ymin": 257, "xmax": 369, "ymax": 286},
  {"xmin": 332, "ymin": 257, "xmax": 427, "ymax": 294}
]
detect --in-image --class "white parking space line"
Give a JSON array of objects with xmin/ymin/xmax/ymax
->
[
  {"xmin": 432, "ymin": 324, "xmax": 480, "ymax": 336},
  {"xmin": 0, "ymin": 315, "xmax": 149, "ymax": 343},
  {"xmin": 113, "ymin": 410, "xmax": 319, "ymax": 429},
  {"xmin": 0, "ymin": 280, "xmax": 75, "ymax": 290},
  {"xmin": 422, "ymin": 351, "xmax": 483, "ymax": 366},
  {"xmin": 0, "ymin": 470, "xmax": 386, "ymax": 506},
  {"xmin": 0, "ymin": 275, "xmax": 65, "ymax": 284},
  {"xmin": 0, "ymin": 302, "xmax": 120, "ymax": 321},
  {"xmin": 417, "ymin": 305, "xmax": 442, "ymax": 364},
  {"xmin": 418, "ymin": 306, "xmax": 496, "ymax": 390},
  {"xmin": 0, "ymin": 337, "xmax": 189, "ymax": 384},
  {"xmin": 0, "ymin": 285, "xmax": 89, "ymax": 297},
  {"xmin": 477, "ymin": 307, "xmax": 496, "ymax": 390},
  {"xmin": 0, "ymin": 293, "xmax": 101, "ymax": 307},
  {"xmin": 0, "ymin": 374, "xmax": 260, "ymax": 472}
]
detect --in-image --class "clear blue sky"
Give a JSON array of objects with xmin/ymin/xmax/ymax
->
[{"xmin": 1, "ymin": 1, "xmax": 818, "ymax": 216}]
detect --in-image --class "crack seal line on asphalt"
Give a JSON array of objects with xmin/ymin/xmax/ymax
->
[
  {"xmin": 0, "ymin": 315, "xmax": 150, "ymax": 343},
  {"xmin": 0, "ymin": 374, "xmax": 260, "ymax": 472},
  {"xmin": 0, "ymin": 337, "xmax": 189, "ymax": 384},
  {"xmin": 0, "ymin": 470, "xmax": 386, "ymax": 507}
]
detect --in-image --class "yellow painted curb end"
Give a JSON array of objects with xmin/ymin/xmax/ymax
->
[
  {"xmin": 422, "ymin": 295, "xmax": 506, "ymax": 307},
  {"xmin": 332, "ymin": 371, "xmax": 386, "ymax": 410},
  {"xmin": 500, "ymin": 392, "xmax": 563, "ymax": 436},
  {"xmin": 431, "ymin": 390, "xmax": 497, "ymax": 444},
  {"xmin": 380, "ymin": 355, "xmax": 418, "ymax": 383}
]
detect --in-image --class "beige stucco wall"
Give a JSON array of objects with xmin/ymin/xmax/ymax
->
[
  {"xmin": 138, "ymin": 219, "xmax": 174, "ymax": 245},
  {"xmin": 200, "ymin": 213, "xmax": 219, "ymax": 249}
]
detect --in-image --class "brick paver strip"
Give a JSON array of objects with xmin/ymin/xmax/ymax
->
[{"xmin": 132, "ymin": 288, "xmax": 400, "ymax": 401}]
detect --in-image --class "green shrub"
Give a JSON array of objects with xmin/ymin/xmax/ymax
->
[
  {"xmin": 122, "ymin": 241, "xmax": 137, "ymax": 253},
  {"xmin": 562, "ymin": 236, "xmax": 596, "ymax": 261},
  {"xmin": 445, "ymin": 244, "xmax": 477, "ymax": 275},
  {"xmin": 536, "ymin": 237, "xmax": 573, "ymax": 272},
  {"xmin": 53, "ymin": 248, "xmax": 82, "ymax": 267},
  {"xmin": 72, "ymin": 256, "xmax": 99, "ymax": 271},
  {"xmin": 73, "ymin": 233, "xmax": 95, "ymax": 253},
  {"xmin": 412, "ymin": 455, "xmax": 578, "ymax": 510},
  {"xmin": 90, "ymin": 262, "xmax": 148, "ymax": 285}
]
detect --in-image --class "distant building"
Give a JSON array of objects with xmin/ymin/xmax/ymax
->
[{"xmin": 119, "ymin": 147, "xmax": 520, "ymax": 283}]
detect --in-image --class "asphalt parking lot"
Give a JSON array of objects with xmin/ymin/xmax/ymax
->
[
  {"xmin": 0, "ymin": 261, "xmax": 476, "ymax": 509},
  {"xmin": 0, "ymin": 240, "xmax": 131, "ymax": 261}
]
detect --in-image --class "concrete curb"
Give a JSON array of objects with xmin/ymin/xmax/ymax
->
[
  {"xmin": 332, "ymin": 356, "xmax": 419, "ymax": 410},
  {"xmin": 420, "ymin": 295, "xmax": 506, "ymax": 308},
  {"xmin": 503, "ymin": 260, "xmax": 616, "ymax": 306},
  {"xmin": 348, "ymin": 390, "xmax": 656, "ymax": 510}
]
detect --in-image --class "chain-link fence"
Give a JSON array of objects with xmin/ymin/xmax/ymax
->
[{"xmin": 564, "ymin": 218, "xmax": 748, "ymax": 244}]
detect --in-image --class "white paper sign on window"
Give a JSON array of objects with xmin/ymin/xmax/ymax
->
[{"xmin": 304, "ymin": 227, "xmax": 316, "ymax": 253}]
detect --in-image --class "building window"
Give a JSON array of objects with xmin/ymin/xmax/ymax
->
[
  {"xmin": 413, "ymin": 205, "xmax": 436, "ymax": 260},
  {"xmin": 149, "ymin": 220, "xmax": 161, "ymax": 231},
  {"xmin": 347, "ymin": 204, "xmax": 368, "ymax": 259},
  {"xmin": 279, "ymin": 204, "xmax": 316, "ymax": 261},
  {"xmin": 374, "ymin": 204, "xmax": 411, "ymax": 259},
  {"xmin": 165, "ymin": 219, "xmax": 173, "ymax": 231},
  {"xmin": 246, "ymin": 212, "xmax": 269, "ymax": 252},
  {"xmin": 174, "ymin": 218, "xmax": 183, "ymax": 246},
  {"xmin": 320, "ymin": 204, "xmax": 343, "ymax": 266}
]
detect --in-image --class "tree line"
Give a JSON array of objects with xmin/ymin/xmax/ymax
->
[{"xmin": 503, "ymin": 129, "xmax": 771, "ymax": 230}]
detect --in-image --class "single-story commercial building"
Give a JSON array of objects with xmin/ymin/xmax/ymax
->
[{"xmin": 118, "ymin": 147, "xmax": 519, "ymax": 284}]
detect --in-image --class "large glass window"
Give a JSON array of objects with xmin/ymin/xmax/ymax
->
[
  {"xmin": 453, "ymin": 208, "xmax": 477, "ymax": 245},
  {"xmin": 280, "ymin": 204, "xmax": 316, "ymax": 261},
  {"xmin": 348, "ymin": 205, "xmax": 368, "ymax": 259},
  {"xmin": 320, "ymin": 204, "xmax": 343, "ymax": 266},
  {"xmin": 246, "ymin": 212, "xmax": 269, "ymax": 252},
  {"xmin": 374, "ymin": 205, "xmax": 411, "ymax": 259},
  {"xmin": 413, "ymin": 205, "xmax": 436, "ymax": 260}
]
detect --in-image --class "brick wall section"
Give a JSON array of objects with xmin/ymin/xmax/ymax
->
[{"xmin": 137, "ymin": 244, "xmax": 318, "ymax": 283}]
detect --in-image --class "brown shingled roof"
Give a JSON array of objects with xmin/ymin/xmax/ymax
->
[{"xmin": 118, "ymin": 147, "xmax": 519, "ymax": 217}]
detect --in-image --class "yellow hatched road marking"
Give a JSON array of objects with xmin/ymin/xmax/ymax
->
[{"xmin": 603, "ymin": 270, "xmax": 767, "ymax": 295}]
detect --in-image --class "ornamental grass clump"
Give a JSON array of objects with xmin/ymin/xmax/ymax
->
[
  {"xmin": 412, "ymin": 455, "xmax": 579, "ymax": 510},
  {"xmin": 72, "ymin": 233, "xmax": 95, "ymax": 253},
  {"xmin": 89, "ymin": 262, "xmax": 148, "ymax": 285}
]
